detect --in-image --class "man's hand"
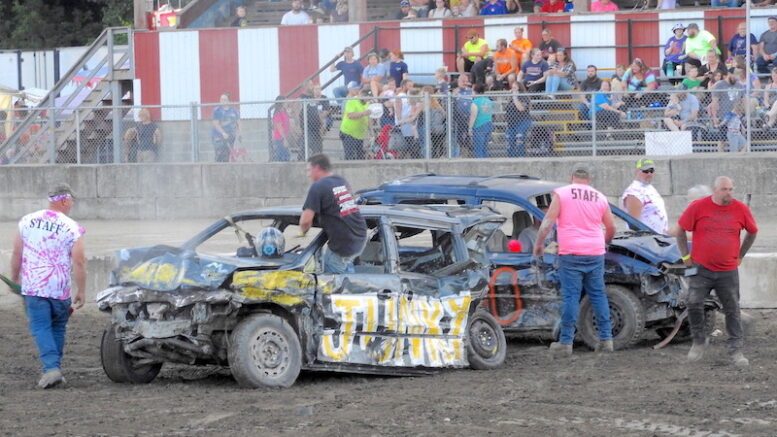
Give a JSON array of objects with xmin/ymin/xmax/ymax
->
[
  {"xmin": 73, "ymin": 289, "xmax": 86, "ymax": 309},
  {"xmin": 737, "ymin": 257, "xmax": 743, "ymax": 266},
  {"xmin": 683, "ymin": 257, "xmax": 693, "ymax": 267},
  {"xmin": 532, "ymin": 243, "xmax": 544, "ymax": 258}
]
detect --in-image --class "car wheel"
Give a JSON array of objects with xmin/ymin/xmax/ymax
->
[
  {"xmin": 228, "ymin": 313, "xmax": 302, "ymax": 388},
  {"xmin": 467, "ymin": 310, "xmax": 507, "ymax": 370},
  {"xmin": 656, "ymin": 309, "xmax": 717, "ymax": 342},
  {"xmin": 578, "ymin": 285, "xmax": 645, "ymax": 350},
  {"xmin": 100, "ymin": 324, "xmax": 162, "ymax": 384}
]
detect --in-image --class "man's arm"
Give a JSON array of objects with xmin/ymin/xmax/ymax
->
[
  {"xmin": 602, "ymin": 207, "xmax": 616, "ymax": 245},
  {"xmin": 468, "ymin": 103, "xmax": 478, "ymax": 132},
  {"xmin": 739, "ymin": 231, "xmax": 757, "ymax": 264},
  {"xmin": 533, "ymin": 193, "xmax": 560, "ymax": 256},
  {"xmin": 624, "ymin": 195, "xmax": 643, "ymax": 220},
  {"xmin": 299, "ymin": 209, "xmax": 315, "ymax": 234},
  {"xmin": 10, "ymin": 231, "xmax": 22, "ymax": 284},
  {"xmin": 72, "ymin": 238, "xmax": 86, "ymax": 309},
  {"xmin": 676, "ymin": 230, "xmax": 692, "ymax": 266}
]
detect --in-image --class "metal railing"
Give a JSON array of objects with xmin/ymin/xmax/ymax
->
[{"xmin": 2, "ymin": 87, "xmax": 772, "ymax": 165}]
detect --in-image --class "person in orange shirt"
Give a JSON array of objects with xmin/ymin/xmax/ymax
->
[
  {"xmin": 492, "ymin": 39, "xmax": 518, "ymax": 89},
  {"xmin": 510, "ymin": 27, "xmax": 533, "ymax": 68}
]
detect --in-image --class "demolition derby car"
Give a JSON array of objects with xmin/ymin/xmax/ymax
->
[
  {"xmin": 359, "ymin": 174, "xmax": 719, "ymax": 350},
  {"xmin": 97, "ymin": 205, "xmax": 506, "ymax": 388}
]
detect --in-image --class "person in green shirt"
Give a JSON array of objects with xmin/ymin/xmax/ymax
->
[
  {"xmin": 681, "ymin": 23, "xmax": 719, "ymax": 69},
  {"xmin": 339, "ymin": 82, "xmax": 371, "ymax": 160},
  {"xmin": 456, "ymin": 29, "xmax": 489, "ymax": 74},
  {"xmin": 681, "ymin": 66, "xmax": 704, "ymax": 90}
]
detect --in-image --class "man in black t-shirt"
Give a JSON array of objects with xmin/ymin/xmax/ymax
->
[{"xmin": 300, "ymin": 154, "xmax": 367, "ymax": 273}]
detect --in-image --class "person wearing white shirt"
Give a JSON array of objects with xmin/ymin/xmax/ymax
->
[
  {"xmin": 621, "ymin": 158, "xmax": 669, "ymax": 234},
  {"xmin": 281, "ymin": 0, "xmax": 313, "ymax": 25}
]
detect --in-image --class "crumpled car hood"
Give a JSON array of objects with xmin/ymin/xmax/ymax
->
[
  {"xmin": 609, "ymin": 232, "xmax": 680, "ymax": 265},
  {"xmin": 114, "ymin": 245, "xmax": 286, "ymax": 292}
]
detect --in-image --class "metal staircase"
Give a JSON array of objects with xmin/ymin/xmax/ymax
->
[{"xmin": 0, "ymin": 27, "xmax": 134, "ymax": 164}]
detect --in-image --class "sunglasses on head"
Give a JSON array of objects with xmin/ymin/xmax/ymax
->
[{"xmin": 641, "ymin": 168, "xmax": 654, "ymax": 174}]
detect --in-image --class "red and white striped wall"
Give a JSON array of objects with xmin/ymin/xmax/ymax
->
[{"xmin": 133, "ymin": 8, "xmax": 776, "ymax": 120}]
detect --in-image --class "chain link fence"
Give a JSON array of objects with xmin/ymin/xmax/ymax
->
[{"xmin": 1, "ymin": 86, "xmax": 775, "ymax": 165}]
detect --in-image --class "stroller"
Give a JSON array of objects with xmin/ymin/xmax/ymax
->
[{"xmin": 370, "ymin": 124, "xmax": 399, "ymax": 160}]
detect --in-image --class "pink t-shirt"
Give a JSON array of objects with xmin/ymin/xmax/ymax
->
[
  {"xmin": 590, "ymin": 0, "xmax": 619, "ymax": 11},
  {"xmin": 555, "ymin": 184, "xmax": 609, "ymax": 256},
  {"xmin": 19, "ymin": 209, "xmax": 84, "ymax": 300}
]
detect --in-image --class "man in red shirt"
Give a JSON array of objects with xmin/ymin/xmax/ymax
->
[
  {"xmin": 541, "ymin": 0, "xmax": 566, "ymax": 13},
  {"xmin": 677, "ymin": 176, "xmax": 758, "ymax": 367}
]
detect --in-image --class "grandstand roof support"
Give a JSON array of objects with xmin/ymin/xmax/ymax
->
[{"xmin": 349, "ymin": 0, "xmax": 367, "ymax": 23}]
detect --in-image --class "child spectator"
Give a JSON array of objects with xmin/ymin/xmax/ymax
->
[{"xmin": 681, "ymin": 66, "xmax": 703, "ymax": 90}]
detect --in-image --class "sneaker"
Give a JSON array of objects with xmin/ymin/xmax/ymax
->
[
  {"xmin": 595, "ymin": 340, "xmax": 614, "ymax": 353},
  {"xmin": 549, "ymin": 341, "xmax": 572, "ymax": 357},
  {"xmin": 686, "ymin": 341, "xmax": 707, "ymax": 363},
  {"xmin": 731, "ymin": 352, "xmax": 749, "ymax": 368},
  {"xmin": 37, "ymin": 369, "xmax": 65, "ymax": 389}
]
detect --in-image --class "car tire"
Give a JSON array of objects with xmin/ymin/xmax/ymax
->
[
  {"xmin": 228, "ymin": 313, "xmax": 302, "ymax": 388},
  {"xmin": 656, "ymin": 309, "xmax": 717, "ymax": 342},
  {"xmin": 578, "ymin": 285, "xmax": 645, "ymax": 351},
  {"xmin": 100, "ymin": 324, "xmax": 162, "ymax": 384},
  {"xmin": 467, "ymin": 310, "xmax": 507, "ymax": 370}
]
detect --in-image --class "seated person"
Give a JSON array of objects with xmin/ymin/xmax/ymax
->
[
  {"xmin": 517, "ymin": 48, "xmax": 549, "ymax": 92},
  {"xmin": 663, "ymin": 91, "xmax": 699, "ymax": 132},
  {"xmin": 518, "ymin": 206, "xmax": 554, "ymax": 254}
]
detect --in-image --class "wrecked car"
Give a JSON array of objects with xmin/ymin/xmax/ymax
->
[
  {"xmin": 358, "ymin": 174, "xmax": 719, "ymax": 350},
  {"xmin": 97, "ymin": 205, "xmax": 507, "ymax": 388}
]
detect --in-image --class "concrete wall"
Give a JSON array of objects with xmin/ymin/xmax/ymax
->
[{"xmin": 1, "ymin": 154, "xmax": 775, "ymax": 221}]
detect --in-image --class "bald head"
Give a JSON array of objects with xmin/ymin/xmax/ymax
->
[{"xmin": 712, "ymin": 176, "xmax": 734, "ymax": 205}]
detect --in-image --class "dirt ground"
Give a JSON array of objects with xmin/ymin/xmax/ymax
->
[{"xmin": 1, "ymin": 305, "xmax": 776, "ymax": 437}]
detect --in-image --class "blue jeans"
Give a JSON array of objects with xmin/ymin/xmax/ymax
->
[
  {"xmin": 271, "ymin": 139, "xmax": 290, "ymax": 161},
  {"xmin": 472, "ymin": 122, "xmax": 493, "ymax": 158},
  {"xmin": 506, "ymin": 120, "xmax": 532, "ymax": 157},
  {"xmin": 322, "ymin": 237, "xmax": 366, "ymax": 273},
  {"xmin": 340, "ymin": 132, "xmax": 365, "ymax": 160},
  {"xmin": 546, "ymin": 76, "xmax": 575, "ymax": 93},
  {"xmin": 558, "ymin": 255, "xmax": 612, "ymax": 344},
  {"xmin": 333, "ymin": 86, "xmax": 348, "ymax": 106},
  {"xmin": 24, "ymin": 296, "xmax": 71, "ymax": 372},
  {"xmin": 711, "ymin": 0, "xmax": 738, "ymax": 6}
]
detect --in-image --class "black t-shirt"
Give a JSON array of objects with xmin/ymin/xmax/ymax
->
[
  {"xmin": 505, "ymin": 95, "xmax": 531, "ymax": 124},
  {"xmin": 302, "ymin": 175, "xmax": 367, "ymax": 257},
  {"xmin": 136, "ymin": 122, "xmax": 159, "ymax": 152},
  {"xmin": 538, "ymin": 39, "xmax": 561, "ymax": 58}
]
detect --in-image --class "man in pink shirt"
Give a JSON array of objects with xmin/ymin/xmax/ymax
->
[
  {"xmin": 591, "ymin": 0, "xmax": 620, "ymax": 11},
  {"xmin": 534, "ymin": 168, "xmax": 617, "ymax": 356}
]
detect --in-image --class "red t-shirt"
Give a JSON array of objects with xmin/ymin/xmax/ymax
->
[
  {"xmin": 678, "ymin": 196, "xmax": 758, "ymax": 272},
  {"xmin": 541, "ymin": 1, "xmax": 565, "ymax": 12}
]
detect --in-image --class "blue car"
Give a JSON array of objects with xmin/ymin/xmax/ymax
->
[{"xmin": 358, "ymin": 174, "xmax": 719, "ymax": 350}]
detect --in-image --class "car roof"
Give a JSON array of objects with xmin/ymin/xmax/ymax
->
[
  {"xmin": 362, "ymin": 174, "xmax": 564, "ymax": 200},
  {"xmin": 230, "ymin": 204, "xmax": 504, "ymax": 229}
]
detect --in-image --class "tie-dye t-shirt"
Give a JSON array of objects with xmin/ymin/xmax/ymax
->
[{"xmin": 18, "ymin": 210, "xmax": 84, "ymax": 300}]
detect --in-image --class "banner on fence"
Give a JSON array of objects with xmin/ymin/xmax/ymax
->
[{"xmin": 645, "ymin": 131, "xmax": 692, "ymax": 156}]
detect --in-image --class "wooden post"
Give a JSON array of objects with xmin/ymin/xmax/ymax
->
[
  {"xmin": 134, "ymin": 0, "xmax": 151, "ymax": 29},
  {"xmin": 349, "ymin": 0, "xmax": 367, "ymax": 23}
]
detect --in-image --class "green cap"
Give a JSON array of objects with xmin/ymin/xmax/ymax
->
[{"xmin": 636, "ymin": 158, "xmax": 655, "ymax": 171}]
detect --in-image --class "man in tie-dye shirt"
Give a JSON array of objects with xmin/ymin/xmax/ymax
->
[{"xmin": 10, "ymin": 183, "xmax": 86, "ymax": 388}]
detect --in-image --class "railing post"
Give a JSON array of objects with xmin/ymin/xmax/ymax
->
[
  {"xmin": 423, "ymin": 92, "xmax": 431, "ymax": 160},
  {"xmin": 75, "ymin": 109, "xmax": 81, "ymax": 164},
  {"xmin": 446, "ymin": 93, "xmax": 453, "ymax": 159},
  {"xmin": 591, "ymin": 91, "xmax": 597, "ymax": 157},
  {"xmin": 303, "ymin": 99, "xmax": 310, "ymax": 161},
  {"xmin": 111, "ymin": 80, "xmax": 123, "ymax": 163},
  {"xmin": 107, "ymin": 28, "xmax": 115, "ymax": 80},
  {"xmin": 627, "ymin": 19, "xmax": 633, "ymax": 64},
  {"xmin": 190, "ymin": 102, "xmax": 199, "ymax": 162},
  {"xmin": 48, "ymin": 106, "xmax": 56, "ymax": 164}
]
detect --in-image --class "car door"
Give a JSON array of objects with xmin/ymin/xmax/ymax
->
[{"xmin": 315, "ymin": 218, "xmax": 403, "ymax": 367}]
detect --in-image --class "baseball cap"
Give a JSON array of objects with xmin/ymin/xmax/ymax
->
[
  {"xmin": 347, "ymin": 81, "xmax": 361, "ymax": 90},
  {"xmin": 572, "ymin": 165, "xmax": 591, "ymax": 180},
  {"xmin": 671, "ymin": 23, "xmax": 685, "ymax": 32},
  {"xmin": 686, "ymin": 23, "xmax": 699, "ymax": 30},
  {"xmin": 636, "ymin": 158, "xmax": 655, "ymax": 171},
  {"xmin": 400, "ymin": 0, "xmax": 410, "ymax": 6},
  {"xmin": 466, "ymin": 29, "xmax": 479, "ymax": 38},
  {"xmin": 769, "ymin": 16, "xmax": 777, "ymax": 22},
  {"xmin": 48, "ymin": 183, "xmax": 75, "ymax": 200}
]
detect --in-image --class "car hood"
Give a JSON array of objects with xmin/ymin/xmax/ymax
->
[
  {"xmin": 609, "ymin": 232, "xmax": 681, "ymax": 265},
  {"xmin": 113, "ymin": 245, "xmax": 289, "ymax": 292}
]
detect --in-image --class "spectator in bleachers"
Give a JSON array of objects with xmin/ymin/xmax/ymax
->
[
  {"xmin": 681, "ymin": 66, "xmax": 704, "ymax": 90},
  {"xmin": 711, "ymin": 0, "xmax": 740, "ymax": 7},
  {"xmin": 340, "ymin": 83, "xmax": 371, "ymax": 160},
  {"xmin": 457, "ymin": 30, "xmax": 490, "ymax": 74},
  {"xmin": 300, "ymin": 82, "xmax": 331, "ymax": 156},
  {"xmin": 395, "ymin": 0, "xmax": 413, "ymax": 18},
  {"xmin": 420, "ymin": 86, "xmax": 447, "ymax": 158},
  {"xmin": 271, "ymin": 97, "xmax": 292, "ymax": 162},
  {"xmin": 330, "ymin": 47, "xmax": 363, "ymax": 104},
  {"xmin": 611, "ymin": 64, "xmax": 626, "ymax": 84},
  {"xmin": 620, "ymin": 58, "xmax": 658, "ymax": 108},
  {"xmin": 546, "ymin": 48, "xmax": 577, "ymax": 94},
  {"xmin": 681, "ymin": 23, "xmax": 718, "ymax": 69},
  {"xmin": 518, "ymin": 48, "xmax": 550, "ymax": 92},
  {"xmin": 281, "ymin": 0, "xmax": 313, "ymax": 25},
  {"xmin": 410, "ymin": 0, "xmax": 431, "ymax": 17},
  {"xmin": 453, "ymin": 73, "xmax": 474, "ymax": 157},
  {"xmin": 506, "ymin": 0, "xmax": 523, "ymax": 12},
  {"xmin": 394, "ymin": 80, "xmax": 418, "ymax": 158},
  {"xmin": 363, "ymin": 53, "xmax": 388, "ymax": 98},
  {"xmin": 211, "ymin": 93, "xmax": 240, "ymax": 163},
  {"xmin": 480, "ymin": 0, "xmax": 509, "ymax": 14},
  {"xmin": 510, "ymin": 27, "xmax": 533, "ymax": 69},
  {"xmin": 452, "ymin": 0, "xmax": 478, "ymax": 16},
  {"xmin": 700, "ymin": 50, "xmax": 727, "ymax": 87},
  {"xmin": 491, "ymin": 39, "xmax": 519, "ymax": 90},
  {"xmin": 591, "ymin": 80, "xmax": 625, "ymax": 132},
  {"xmin": 754, "ymin": 0, "xmax": 776, "ymax": 7},
  {"xmin": 388, "ymin": 51, "xmax": 409, "ymax": 88},
  {"xmin": 655, "ymin": 0, "xmax": 676, "ymax": 9},
  {"xmin": 709, "ymin": 70, "xmax": 744, "ymax": 128},
  {"xmin": 728, "ymin": 22, "xmax": 759, "ymax": 61},
  {"xmin": 761, "ymin": 67, "xmax": 777, "ymax": 130},
  {"xmin": 429, "ymin": 0, "xmax": 453, "ymax": 17},
  {"xmin": 590, "ymin": 0, "xmax": 619, "ymax": 11},
  {"xmin": 435, "ymin": 67, "xmax": 450, "ymax": 94},
  {"xmin": 230, "ymin": 6, "xmax": 248, "ymax": 27},
  {"xmin": 725, "ymin": 103, "xmax": 747, "ymax": 152},
  {"xmin": 123, "ymin": 108, "xmax": 161, "ymax": 163},
  {"xmin": 330, "ymin": 0, "xmax": 349, "ymax": 22},
  {"xmin": 662, "ymin": 24, "xmax": 687, "ymax": 77},
  {"xmin": 538, "ymin": 29, "xmax": 562, "ymax": 60},
  {"xmin": 663, "ymin": 91, "xmax": 699, "ymax": 131},
  {"xmin": 379, "ymin": 82, "xmax": 397, "ymax": 127},
  {"xmin": 540, "ymin": 0, "xmax": 566, "ymax": 12},
  {"xmin": 756, "ymin": 17, "xmax": 777, "ymax": 75},
  {"xmin": 577, "ymin": 65, "xmax": 602, "ymax": 120},
  {"xmin": 505, "ymin": 82, "xmax": 532, "ymax": 157},
  {"xmin": 468, "ymin": 84, "xmax": 495, "ymax": 158}
]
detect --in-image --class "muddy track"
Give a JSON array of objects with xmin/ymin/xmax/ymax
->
[{"xmin": 1, "ymin": 307, "xmax": 776, "ymax": 437}]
